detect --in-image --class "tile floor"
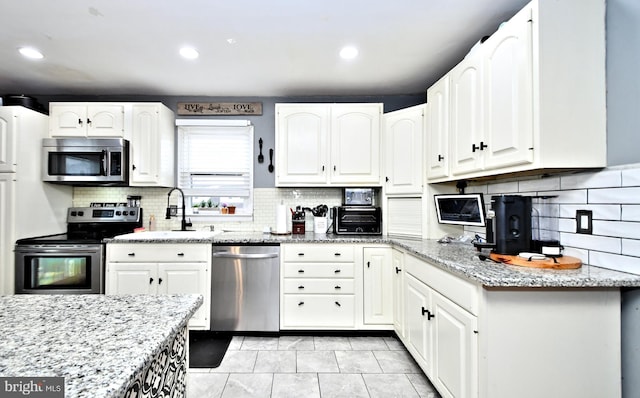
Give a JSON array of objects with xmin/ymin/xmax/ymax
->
[{"xmin": 188, "ymin": 335, "xmax": 441, "ymax": 398}]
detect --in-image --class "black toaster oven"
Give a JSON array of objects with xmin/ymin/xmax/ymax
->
[{"xmin": 333, "ymin": 206, "xmax": 382, "ymax": 235}]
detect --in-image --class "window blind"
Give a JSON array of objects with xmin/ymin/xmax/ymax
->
[{"xmin": 178, "ymin": 125, "xmax": 253, "ymax": 198}]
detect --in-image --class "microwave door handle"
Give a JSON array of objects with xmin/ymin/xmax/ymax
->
[{"xmin": 100, "ymin": 150, "xmax": 107, "ymax": 176}]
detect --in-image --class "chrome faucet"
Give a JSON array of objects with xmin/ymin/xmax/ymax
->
[{"xmin": 165, "ymin": 187, "xmax": 192, "ymax": 231}]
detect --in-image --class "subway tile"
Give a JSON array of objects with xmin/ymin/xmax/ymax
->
[
  {"xmin": 559, "ymin": 233, "xmax": 620, "ymax": 254},
  {"xmin": 593, "ymin": 220, "xmax": 640, "ymax": 240},
  {"xmin": 622, "ymin": 168, "xmax": 640, "ymax": 187},
  {"xmin": 465, "ymin": 184, "xmax": 488, "ymax": 194},
  {"xmin": 590, "ymin": 251, "xmax": 640, "ymax": 275},
  {"xmin": 622, "ymin": 205, "xmax": 640, "ymax": 222},
  {"xmin": 560, "ymin": 246, "xmax": 589, "ymax": 263},
  {"xmin": 560, "ymin": 169, "xmax": 621, "ymax": 190},
  {"xmin": 518, "ymin": 176, "xmax": 560, "ymax": 193},
  {"xmin": 487, "ymin": 181, "xmax": 519, "ymax": 195},
  {"xmin": 538, "ymin": 190, "xmax": 588, "ymax": 204},
  {"xmin": 532, "ymin": 203, "xmax": 560, "ymax": 218},
  {"xmin": 558, "ymin": 218, "xmax": 575, "ymax": 233},
  {"xmin": 622, "ymin": 239, "xmax": 640, "ymax": 257},
  {"xmin": 588, "ymin": 187, "xmax": 640, "ymax": 204},
  {"xmin": 560, "ymin": 204, "xmax": 621, "ymax": 221}
]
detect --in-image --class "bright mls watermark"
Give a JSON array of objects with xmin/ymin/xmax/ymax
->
[{"xmin": 0, "ymin": 377, "xmax": 64, "ymax": 397}]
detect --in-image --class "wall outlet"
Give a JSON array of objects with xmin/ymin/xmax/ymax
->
[{"xmin": 576, "ymin": 210, "xmax": 593, "ymax": 234}]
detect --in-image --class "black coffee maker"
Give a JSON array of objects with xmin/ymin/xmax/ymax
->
[{"xmin": 486, "ymin": 195, "xmax": 532, "ymax": 255}]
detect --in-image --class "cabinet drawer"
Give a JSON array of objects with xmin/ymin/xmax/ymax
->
[
  {"xmin": 405, "ymin": 254, "xmax": 479, "ymax": 315},
  {"xmin": 107, "ymin": 244, "xmax": 210, "ymax": 262},
  {"xmin": 282, "ymin": 294, "xmax": 355, "ymax": 328},
  {"xmin": 283, "ymin": 279, "xmax": 354, "ymax": 294},
  {"xmin": 283, "ymin": 244, "xmax": 355, "ymax": 262},
  {"xmin": 283, "ymin": 262, "xmax": 355, "ymax": 278}
]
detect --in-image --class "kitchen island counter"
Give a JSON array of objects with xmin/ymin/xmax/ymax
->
[
  {"xmin": 106, "ymin": 231, "xmax": 640, "ymax": 288},
  {"xmin": 0, "ymin": 294, "xmax": 202, "ymax": 398}
]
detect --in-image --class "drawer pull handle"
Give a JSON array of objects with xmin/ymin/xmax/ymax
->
[
  {"xmin": 149, "ymin": 277, "xmax": 154, "ymax": 285},
  {"xmin": 128, "ymin": 253, "xmax": 135, "ymax": 256},
  {"xmin": 367, "ymin": 261, "xmax": 370, "ymax": 268},
  {"xmin": 177, "ymin": 253, "xmax": 185, "ymax": 256},
  {"xmin": 297, "ymin": 253, "xmax": 305, "ymax": 256},
  {"xmin": 334, "ymin": 285, "xmax": 341, "ymax": 289},
  {"xmin": 334, "ymin": 269, "xmax": 341, "ymax": 274},
  {"xmin": 298, "ymin": 285, "xmax": 305, "ymax": 289},
  {"xmin": 335, "ymin": 301, "xmax": 341, "ymax": 307},
  {"xmin": 334, "ymin": 253, "xmax": 341, "ymax": 256},
  {"xmin": 298, "ymin": 269, "xmax": 305, "ymax": 273},
  {"xmin": 298, "ymin": 301, "xmax": 304, "ymax": 306},
  {"xmin": 395, "ymin": 267, "xmax": 402, "ymax": 274}
]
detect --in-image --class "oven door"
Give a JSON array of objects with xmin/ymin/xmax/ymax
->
[{"xmin": 15, "ymin": 244, "xmax": 103, "ymax": 294}]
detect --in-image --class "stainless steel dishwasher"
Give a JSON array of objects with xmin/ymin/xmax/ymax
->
[{"xmin": 211, "ymin": 244, "xmax": 280, "ymax": 332}]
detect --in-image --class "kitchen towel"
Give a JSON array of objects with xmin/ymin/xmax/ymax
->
[{"xmin": 276, "ymin": 204, "xmax": 288, "ymax": 233}]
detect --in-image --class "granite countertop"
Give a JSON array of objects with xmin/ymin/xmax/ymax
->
[
  {"xmin": 0, "ymin": 294, "xmax": 202, "ymax": 398},
  {"xmin": 105, "ymin": 231, "xmax": 640, "ymax": 288}
]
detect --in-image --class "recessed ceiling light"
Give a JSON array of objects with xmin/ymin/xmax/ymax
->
[
  {"xmin": 226, "ymin": 38, "xmax": 237, "ymax": 45},
  {"xmin": 179, "ymin": 47, "xmax": 199, "ymax": 60},
  {"xmin": 18, "ymin": 47, "xmax": 44, "ymax": 59},
  {"xmin": 339, "ymin": 46, "xmax": 358, "ymax": 60}
]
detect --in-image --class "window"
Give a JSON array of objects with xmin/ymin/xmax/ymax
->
[{"xmin": 176, "ymin": 120, "xmax": 254, "ymax": 219}]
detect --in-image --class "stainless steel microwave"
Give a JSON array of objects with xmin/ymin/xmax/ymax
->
[{"xmin": 42, "ymin": 138, "xmax": 129, "ymax": 185}]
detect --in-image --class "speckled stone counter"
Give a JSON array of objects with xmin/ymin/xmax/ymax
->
[
  {"xmin": 105, "ymin": 231, "xmax": 640, "ymax": 288},
  {"xmin": 0, "ymin": 294, "xmax": 202, "ymax": 398}
]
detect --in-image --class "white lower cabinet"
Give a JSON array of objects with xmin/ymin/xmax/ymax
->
[
  {"xmin": 392, "ymin": 248, "xmax": 405, "ymax": 337},
  {"xmin": 363, "ymin": 247, "xmax": 393, "ymax": 326},
  {"xmin": 280, "ymin": 244, "xmax": 357, "ymax": 329},
  {"xmin": 106, "ymin": 243, "xmax": 211, "ymax": 330}
]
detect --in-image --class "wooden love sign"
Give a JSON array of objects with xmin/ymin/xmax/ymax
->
[{"xmin": 177, "ymin": 102, "xmax": 263, "ymax": 116}]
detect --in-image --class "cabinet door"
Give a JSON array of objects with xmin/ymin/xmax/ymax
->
[
  {"xmin": 450, "ymin": 56, "xmax": 483, "ymax": 176},
  {"xmin": 330, "ymin": 104, "xmax": 381, "ymax": 184},
  {"xmin": 482, "ymin": 7, "xmax": 534, "ymax": 171},
  {"xmin": 130, "ymin": 105, "xmax": 159, "ymax": 185},
  {"xmin": 426, "ymin": 75, "xmax": 450, "ymax": 180},
  {"xmin": 405, "ymin": 274, "xmax": 433, "ymax": 376},
  {"xmin": 0, "ymin": 175, "xmax": 15, "ymax": 295},
  {"xmin": 107, "ymin": 263, "xmax": 157, "ymax": 294},
  {"xmin": 432, "ymin": 291, "xmax": 478, "ymax": 398},
  {"xmin": 275, "ymin": 105, "xmax": 329, "ymax": 185},
  {"xmin": 363, "ymin": 247, "xmax": 393, "ymax": 325},
  {"xmin": 0, "ymin": 110, "xmax": 16, "ymax": 172},
  {"xmin": 49, "ymin": 105, "xmax": 88, "ymax": 137},
  {"xmin": 383, "ymin": 105, "xmax": 424, "ymax": 194},
  {"xmin": 86, "ymin": 104, "xmax": 125, "ymax": 137},
  {"xmin": 392, "ymin": 249, "xmax": 405, "ymax": 337},
  {"xmin": 158, "ymin": 263, "xmax": 209, "ymax": 329}
]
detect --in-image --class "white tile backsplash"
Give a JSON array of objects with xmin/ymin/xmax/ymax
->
[{"xmin": 467, "ymin": 163, "xmax": 640, "ymax": 275}]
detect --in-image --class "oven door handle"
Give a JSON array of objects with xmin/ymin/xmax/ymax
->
[{"xmin": 15, "ymin": 247, "xmax": 101, "ymax": 254}]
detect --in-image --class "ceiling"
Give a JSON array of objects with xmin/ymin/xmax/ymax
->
[{"xmin": 0, "ymin": 0, "xmax": 530, "ymax": 97}]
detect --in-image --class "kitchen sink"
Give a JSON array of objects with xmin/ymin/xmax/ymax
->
[{"xmin": 113, "ymin": 230, "xmax": 224, "ymax": 240}]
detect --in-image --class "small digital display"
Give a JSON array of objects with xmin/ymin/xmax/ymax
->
[
  {"xmin": 92, "ymin": 209, "xmax": 114, "ymax": 218},
  {"xmin": 434, "ymin": 194, "xmax": 486, "ymax": 227}
]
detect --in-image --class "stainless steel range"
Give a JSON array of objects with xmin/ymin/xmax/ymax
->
[{"xmin": 14, "ymin": 205, "xmax": 142, "ymax": 294}]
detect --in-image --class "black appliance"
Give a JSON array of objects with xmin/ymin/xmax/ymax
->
[
  {"xmin": 14, "ymin": 205, "xmax": 142, "ymax": 294},
  {"xmin": 333, "ymin": 206, "xmax": 382, "ymax": 235},
  {"xmin": 491, "ymin": 195, "xmax": 532, "ymax": 255},
  {"xmin": 42, "ymin": 138, "xmax": 130, "ymax": 186}
]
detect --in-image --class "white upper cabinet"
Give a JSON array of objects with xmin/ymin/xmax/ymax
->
[
  {"xmin": 129, "ymin": 104, "xmax": 175, "ymax": 187},
  {"xmin": 428, "ymin": 0, "xmax": 606, "ymax": 182},
  {"xmin": 275, "ymin": 103, "xmax": 382, "ymax": 186},
  {"xmin": 449, "ymin": 56, "xmax": 484, "ymax": 177},
  {"xmin": 49, "ymin": 103, "xmax": 126, "ymax": 137},
  {"xmin": 383, "ymin": 105, "xmax": 424, "ymax": 195},
  {"xmin": 425, "ymin": 76, "xmax": 450, "ymax": 180}
]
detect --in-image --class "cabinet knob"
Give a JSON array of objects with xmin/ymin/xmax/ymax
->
[
  {"xmin": 438, "ymin": 154, "xmax": 444, "ymax": 162},
  {"xmin": 128, "ymin": 253, "xmax": 135, "ymax": 256},
  {"xmin": 472, "ymin": 142, "xmax": 488, "ymax": 152},
  {"xmin": 149, "ymin": 277, "xmax": 154, "ymax": 285},
  {"xmin": 132, "ymin": 164, "xmax": 137, "ymax": 170},
  {"xmin": 333, "ymin": 165, "xmax": 337, "ymax": 171},
  {"xmin": 367, "ymin": 261, "xmax": 370, "ymax": 268},
  {"xmin": 298, "ymin": 285, "xmax": 305, "ymax": 289},
  {"xmin": 335, "ymin": 301, "xmax": 341, "ymax": 307},
  {"xmin": 385, "ymin": 176, "xmax": 390, "ymax": 182},
  {"xmin": 334, "ymin": 253, "xmax": 341, "ymax": 256},
  {"xmin": 177, "ymin": 253, "xmax": 185, "ymax": 256},
  {"xmin": 298, "ymin": 269, "xmax": 305, "ymax": 273},
  {"xmin": 395, "ymin": 267, "xmax": 402, "ymax": 274},
  {"xmin": 87, "ymin": 118, "xmax": 92, "ymax": 125},
  {"xmin": 334, "ymin": 269, "xmax": 341, "ymax": 274},
  {"xmin": 298, "ymin": 301, "xmax": 304, "ymax": 306},
  {"xmin": 297, "ymin": 253, "xmax": 305, "ymax": 256},
  {"xmin": 421, "ymin": 307, "xmax": 435, "ymax": 320},
  {"xmin": 334, "ymin": 285, "xmax": 341, "ymax": 290},
  {"xmin": 158, "ymin": 278, "xmax": 163, "ymax": 285}
]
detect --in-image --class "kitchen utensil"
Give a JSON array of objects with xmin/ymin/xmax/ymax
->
[
  {"xmin": 478, "ymin": 254, "xmax": 502, "ymax": 263},
  {"xmin": 490, "ymin": 253, "xmax": 582, "ymax": 269},
  {"xmin": 258, "ymin": 138, "xmax": 264, "ymax": 163},
  {"xmin": 268, "ymin": 149, "xmax": 274, "ymax": 172}
]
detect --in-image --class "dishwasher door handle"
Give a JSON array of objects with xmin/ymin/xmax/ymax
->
[{"xmin": 212, "ymin": 252, "xmax": 279, "ymax": 259}]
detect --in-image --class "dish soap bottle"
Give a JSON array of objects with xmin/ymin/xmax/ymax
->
[{"xmin": 149, "ymin": 215, "xmax": 156, "ymax": 231}]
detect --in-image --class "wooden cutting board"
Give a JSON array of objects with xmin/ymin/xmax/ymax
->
[{"xmin": 489, "ymin": 253, "xmax": 582, "ymax": 269}]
